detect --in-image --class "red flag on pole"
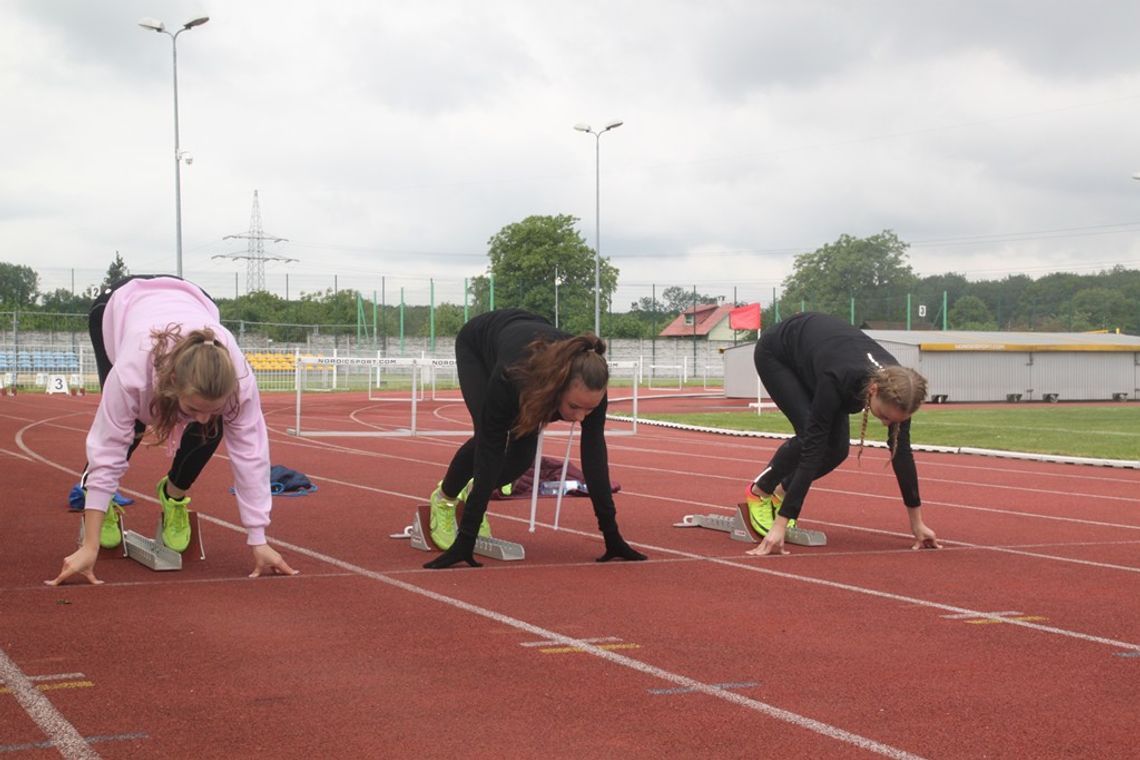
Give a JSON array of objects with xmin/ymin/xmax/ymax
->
[{"xmin": 728, "ymin": 303, "xmax": 761, "ymax": 330}]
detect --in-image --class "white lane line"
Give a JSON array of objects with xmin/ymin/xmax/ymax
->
[{"xmin": 0, "ymin": 649, "xmax": 100, "ymax": 760}]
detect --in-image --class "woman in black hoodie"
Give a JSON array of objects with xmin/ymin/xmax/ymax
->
[
  {"xmin": 423, "ymin": 309, "xmax": 646, "ymax": 569},
  {"xmin": 745, "ymin": 312, "xmax": 940, "ymax": 556}
]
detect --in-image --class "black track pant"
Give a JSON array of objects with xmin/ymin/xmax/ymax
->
[
  {"xmin": 752, "ymin": 337, "xmax": 850, "ymax": 495},
  {"xmin": 81, "ymin": 276, "xmax": 222, "ymax": 493},
  {"xmin": 440, "ymin": 332, "xmax": 538, "ymax": 500}
]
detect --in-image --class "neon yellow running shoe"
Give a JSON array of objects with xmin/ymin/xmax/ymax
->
[
  {"xmin": 430, "ymin": 482, "xmax": 459, "ymax": 549},
  {"xmin": 99, "ymin": 504, "xmax": 123, "ymax": 549},
  {"xmin": 744, "ymin": 485, "xmax": 776, "ymax": 537},
  {"xmin": 456, "ymin": 479, "xmax": 492, "ymax": 538},
  {"xmin": 157, "ymin": 476, "xmax": 192, "ymax": 553},
  {"xmin": 769, "ymin": 493, "xmax": 795, "ymax": 531}
]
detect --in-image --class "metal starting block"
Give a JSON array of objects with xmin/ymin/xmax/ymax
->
[
  {"xmin": 673, "ymin": 503, "xmax": 827, "ymax": 547},
  {"xmin": 393, "ymin": 504, "xmax": 525, "ymax": 561},
  {"xmin": 78, "ymin": 508, "xmax": 205, "ymax": 569},
  {"xmin": 122, "ymin": 511, "xmax": 206, "ymax": 571}
]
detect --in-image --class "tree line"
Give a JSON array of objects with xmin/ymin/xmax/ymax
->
[{"xmin": 3, "ymin": 223, "xmax": 1138, "ymax": 339}]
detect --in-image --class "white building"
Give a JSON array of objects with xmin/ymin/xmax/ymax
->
[{"xmin": 724, "ymin": 329, "xmax": 1140, "ymax": 403}]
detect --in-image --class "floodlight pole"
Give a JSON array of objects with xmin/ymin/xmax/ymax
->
[
  {"xmin": 139, "ymin": 16, "xmax": 209, "ymax": 278},
  {"xmin": 575, "ymin": 120, "xmax": 623, "ymax": 337}
]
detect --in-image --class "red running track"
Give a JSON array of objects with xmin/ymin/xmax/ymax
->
[{"xmin": 1, "ymin": 390, "xmax": 1138, "ymax": 759}]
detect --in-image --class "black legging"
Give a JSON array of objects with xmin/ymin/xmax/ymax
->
[
  {"xmin": 752, "ymin": 337, "xmax": 850, "ymax": 495},
  {"xmin": 440, "ymin": 331, "xmax": 539, "ymax": 499},
  {"xmin": 81, "ymin": 275, "xmax": 222, "ymax": 493}
]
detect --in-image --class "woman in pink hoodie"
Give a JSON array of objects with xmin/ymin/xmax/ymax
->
[{"xmin": 47, "ymin": 276, "xmax": 297, "ymax": 585}]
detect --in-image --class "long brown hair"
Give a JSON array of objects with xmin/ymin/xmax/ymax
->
[
  {"xmin": 148, "ymin": 325, "xmax": 238, "ymax": 446},
  {"xmin": 856, "ymin": 365, "xmax": 928, "ymax": 463},
  {"xmin": 509, "ymin": 333, "xmax": 609, "ymax": 437}
]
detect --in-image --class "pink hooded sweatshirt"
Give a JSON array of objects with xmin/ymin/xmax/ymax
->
[{"xmin": 84, "ymin": 278, "xmax": 271, "ymax": 545}]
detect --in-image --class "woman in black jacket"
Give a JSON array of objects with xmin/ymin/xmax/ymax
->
[
  {"xmin": 745, "ymin": 312, "xmax": 940, "ymax": 556},
  {"xmin": 423, "ymin": 309, "xmax": 646, "ymax": 569}
]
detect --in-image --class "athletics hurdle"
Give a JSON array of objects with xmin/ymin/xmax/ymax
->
[
  {"xmin": 606, "ymin": 360, "xmax": 640, "ymax": 435},
  {"xmin": 427, "ymin": 358, "xmax": 459, "ymax": 400},
  {"xmin": 287, "ymin": 355, "xmax": 469, "ymax": 438}
]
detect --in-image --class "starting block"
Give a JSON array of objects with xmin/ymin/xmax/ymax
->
[
  {"xmin": 77, "ymin": 508, "xmax": 206, "ymax": 568},
  {"xmin": 122, "ymin": 511, "xmax": 206, "ymax": 571},
  {"xmin": 392, "ymin": 504, "xmax": 525, "ymax": 561},
  {"xmin": 673, "ymin": 503, "xmax": 827, "ymax": 547}
]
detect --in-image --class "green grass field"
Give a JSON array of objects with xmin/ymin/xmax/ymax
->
[{"xmin": 642, "ymin": 404, "xmax": 1140, "ymax": 462}]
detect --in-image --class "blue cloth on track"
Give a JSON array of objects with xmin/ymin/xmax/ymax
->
[{"xmin": 270, "ymin": 465, "xmax": 318, "ymax": 496}]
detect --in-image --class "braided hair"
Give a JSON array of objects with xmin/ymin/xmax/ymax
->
[{"xmin": 856, "ymin": 365, "xmax": 928, "ymax": 464}]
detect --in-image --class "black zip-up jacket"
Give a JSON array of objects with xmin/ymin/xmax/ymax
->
[
  {"xmin": 763, "ymin": 312, "xmax": 921, "ymax": 520},
  {"xmin": 459, "ymin": 309, "xmax": 618, "ymax": 535}
]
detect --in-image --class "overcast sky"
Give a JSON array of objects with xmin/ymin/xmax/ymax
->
[{"xmin": 4, "ymin": 0, "xmax": 1140, "ymax": 310}]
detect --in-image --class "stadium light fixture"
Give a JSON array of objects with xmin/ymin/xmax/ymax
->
[
  {"xmin": 574, "ymin": 120, "xmax": 623, "ymax": 337},
  {"xmin": 138, "ymin": 15, "xmax": 210, "ymax": 278}
]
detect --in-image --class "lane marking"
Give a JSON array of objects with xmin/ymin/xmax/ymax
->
[
  {"xmin": 941, "ymin": 611, "xmax": 1023, "ymax": 619},
  {"xmin": 0, "ymin": 733, "xmax": 147, "ymax": 755},
  {"xmin": 966, "ymin": 616, "xmax": 1047, "ymax": 625},
  {"xmin": 0, "ymin": 681, "xmax": 93, "ymax": 694},
  {"xmin": 0, "ymin": 448, "xmax": 36, "ymax": 462},
  {"xmin": 519, "ymin": 636, "xmax": 622, "ymax": 647},
  {"xmin": 941, "ymin": 609, "xmax": 1049, "ymax": 625},
  {"xmin": 648, "ymin": 681, "xmax": 759, "ymax": 695},
  {"xmin": 0, "ymin": 648, "xmax": 101, "ymax": 760},
  {"xmin": 539, "ymin": 643, "xmax": 640, "ymax": 654},
  {"xmin": 27, "ymin": 672, "xmax": 86, "ymax": 682}
]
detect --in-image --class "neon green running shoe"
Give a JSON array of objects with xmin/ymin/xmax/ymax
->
[
  {"xmin": 770, "ymin": 494, "xmax": 798, "ymax": 528},
  {"xmin": 770, "ymin": 494, "xmax": 795, "ymax": 531},
  {"xmin": 157, "ymin": 476, "xmax": 192, "ymax": 553},
  {"xmin": 99, "ymin": 504, "xmax": 123, "ymax": 549},
  {"xmin": 430, "ymin": 482, "xmax": 459, "ymax": 549},
  {"xmin": 455, "ymin": 479, "xmax": 492, "ymax": 538},
  {"xmin": 744, "ymin": 485, "xmax": 776, "ymax": 537}
]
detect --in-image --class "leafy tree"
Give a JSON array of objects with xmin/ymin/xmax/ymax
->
[
  {"xmin": 1070, "ymin": 288, "xmax": 1130, "ymax": 332},
  {"xmin": 468, "ymin": 274, "xmax": 493, "ymax": 314},
  {"xmin": 0, "ymin": 262, "xmax": 39, "ymax": 307},
  {"xmin": 781, "ymin": 230, "xmax": 918, "ymax": 323},
  {"xmin": 432, "ymin": 303, "xmax": 467, "ymax": 337},
  {"xmin": 1013, "ymin": 272, "xmax": 1081, "ymax": 330},
  {"xmin": 483, "ymin": 214, "xmax": 618, "ymax": 334},
  {"xmin": 101, "ymin": 252, "xmax": 130, "ymax": 289},
  {"xmin": 969, "ymin": 274, "xmax": 1032, "ymax": 329},
  {"xmin": 658, "ymin": 285, "xmax": 716, "ymax": 313},
  {"xmin": 39, "ymin": 288, "xmax": 92, "ymax": 314},
  {"xmin": 948, "ymin": 295, "xmax": 995, "ymax": 330}
]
